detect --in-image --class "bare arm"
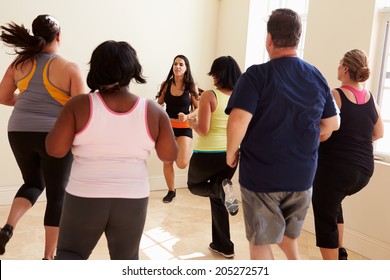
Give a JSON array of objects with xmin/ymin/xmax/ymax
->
[
  {"xmin": 147, "ymin": 100, "xmax": 178, "ymax": 162},
  {"xmin": 319, "ymin": 115, "xmax": 340, "ymax": 142},
  {"xmin": 0, "ymin": 65, "xmax": 18, "ymax": 106},
  {"xmin": 68, "ymin": 62, "xmax": 87, "ymax": 97},
  {"xmin": 188, "ymin": 90, "xmax": 214, "ymax": 136},
  {"xmin": 372, "ymin": 99, "xmax": 384, "ymax": 141},
  {"xmin": 226, "ymin": 108, "xmax": 253, "ymax": 167},
  {"xmin": 157, "ymin": 83, "xmax": 166, "ymax": 106},
  {"xmin": 320, "ymin": 89, "xmax": 341, "ymax": 142},
  {"xmin": 46, "ymin": 95, "xmax": 87, "ymax": 157}
]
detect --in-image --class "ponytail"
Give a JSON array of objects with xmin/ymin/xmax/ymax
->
[{"xmin": 0, "ymin": 22, "xmax": 45, "ymax": 68}]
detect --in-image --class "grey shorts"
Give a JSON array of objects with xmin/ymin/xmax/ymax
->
[{"xmin": 241, "ymin": 186, "xmax": 312, "ymax": 245}]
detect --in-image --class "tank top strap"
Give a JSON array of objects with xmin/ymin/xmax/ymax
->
[{"xmin": 340, "ymin": 85, "xmax": 367, "ymax": 105}]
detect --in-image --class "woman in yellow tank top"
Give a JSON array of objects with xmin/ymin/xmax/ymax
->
[{"xmin": 187, "ymin": 56, "xmax": 242, "ymax": 258}]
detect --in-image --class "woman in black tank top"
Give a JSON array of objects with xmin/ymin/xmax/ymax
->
[
  {"xmin": 156, "ymin": 55, "xmax": 199, "ymax": 203},
  {"xmin": 312, "ymin": 49, "xmax": 384, "ymax": 260}
]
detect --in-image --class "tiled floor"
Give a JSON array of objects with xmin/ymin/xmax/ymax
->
[{"xmin": 0, "ymin": 188, "xmax": 367, "ymax": 260}]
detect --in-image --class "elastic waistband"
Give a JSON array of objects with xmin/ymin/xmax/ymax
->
[{"xmin": 170, "ymin": 120, "xmax": 190, "ymax": 128}]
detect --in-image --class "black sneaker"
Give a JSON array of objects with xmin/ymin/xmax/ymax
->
[
  {"xmin": 163, "ymin": 190, "xmax": 176, "ymax": 203},
  {"xmin": 339, "ymin": 247, "xmax": 348, "ymax": 260},
  {"xmin": 221, "ymin": 179, "xmax": 239, "ymax": 216},
  {"xmin": 209, "ymin": 242, "xmax": 235, "ymax": 258},
  {"xmin": 0, "ymin": 224, "xmax": 13, "ymax": 255}
]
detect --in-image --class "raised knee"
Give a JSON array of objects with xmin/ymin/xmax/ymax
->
[{"xmin": 176, "ymin": 160, "xmax": 189, "ymax": 169}]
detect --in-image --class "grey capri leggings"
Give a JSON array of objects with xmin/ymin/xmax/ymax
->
[{"xmin": 56, "ymin": 192, "xmax": 149, "ymax": 260}]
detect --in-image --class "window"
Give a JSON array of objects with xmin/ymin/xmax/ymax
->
[
  {"xmin": 373, "ymin": 8, "xmax": 390, "ymax": 161},
  {"xmin": 245, "ymin": 0, "xmax": 309, "ymax": 69}
]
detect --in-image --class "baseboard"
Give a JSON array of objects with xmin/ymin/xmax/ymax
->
[
  {"xmin": 303, "ymin": 211, "xmax": 390, "ymax": 259},
  {"xmin": 0, "ymin": 185, "xmax": 47, "ymax": 205},
  {"xmin": 0, "ymin": 175, "xmax": 189, "ymax": 205},
  {"xmin": 0, "ymin": 186, "xmax": 18, "ymax": 205}
]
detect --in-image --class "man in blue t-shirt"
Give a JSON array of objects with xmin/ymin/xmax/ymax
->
[{"xmin": 225, "ymin": 8, "xmax": 340, "ymax": 260}]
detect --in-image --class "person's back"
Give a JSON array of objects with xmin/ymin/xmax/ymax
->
[
  {"xmin": 226, "ymin": 8, "xmax": 340, "ymax": 260},
  {"xmin": 234, "ymin": 56, "xmax": 334, "ymax": 192},
  {"xmin": 10, "ymin": 53, "xmax": 83, "ymax": 131},
  {"xmin": 187, "ymin": 55, "xmax": 242, "ymax": 258},
  {"xmin": 67, "ymin": 93, "xmax": 155, "ymax": 199},
  {"xmin": 194, "ymin": 89, "xmax": 230, "ymax": 151},
  {"xmin": 312, "ymin": 49, "xmax": 384, "ymax": 260},
  {"xmin": 46, "ymin": 40, "xmax": 177, "ymax": 260},
  {"xmin": 0, "ymin": 14, "xmax": 85, "ymax": 259},
  {"xmin": 318, "ymin": 88, "xmax": 378, "ymax": 176}
]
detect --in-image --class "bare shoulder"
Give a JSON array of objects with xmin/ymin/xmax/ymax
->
[
  {"xmin": 51, "ymin": 56, "xmax": 82, "ymax": 75},
  {"xmin": 59, "ymin": 56, "xmax": 81, "ymax": 71},
  {"xmin": 200, "ymin": 90, "xmax": 216, "ymax": 102},
  {"xmin": 331, "ymin": 88, "xmax": 342, "ymax": 108},
  {"xmin": 147, "ymin": 98, "xmax": 165, "ymax": 115},
  {"xmin": 66, "ymin": 93, "xmax": 89, "ymax": 108}
]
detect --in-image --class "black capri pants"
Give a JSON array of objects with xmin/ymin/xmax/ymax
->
[
  {"xmin": 312, "ymin": 161, "xmax": 371, "ymax": 248},
  {"xmin": 8, "ymin": 132, "xmax": 73, "ymax": 227}
]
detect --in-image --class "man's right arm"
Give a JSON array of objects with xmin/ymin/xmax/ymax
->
[
  {"xmin": 226, "ymin": 108, "xmax": 253, "ymax": 167},
  {"xmin": 319, "ymin": 115, "xmax": 340, "ymax": 142}
]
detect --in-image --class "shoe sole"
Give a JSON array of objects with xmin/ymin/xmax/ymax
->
[
  {"xmin": 225, "ymin": 199, "xmax": 239, "ymax": 216},
  {"xmin": 163, "ymin": 190, "xmax": 176, "ymax": 203},
  {"xmin": 209, "ymin": 245, "xmax": 235, "ymax": 258},
  {"xmin": 222, "ymin": 180, "xmax": 239, "ymax": 216},
  {"xmin": 163, "ymin": 197, "xmax": 175, "ymax": 203}
]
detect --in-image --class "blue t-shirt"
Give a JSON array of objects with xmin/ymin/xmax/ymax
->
[{"xmin": 226, "ymin": 57, "xmax": 338, "ymax": 192}]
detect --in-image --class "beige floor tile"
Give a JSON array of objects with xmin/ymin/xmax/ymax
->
[{"xmin": 0, "ymin": 188, "xmax": 367, "ymax": 260}]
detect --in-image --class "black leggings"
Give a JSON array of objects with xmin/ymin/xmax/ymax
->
[
  {"xmin": 187, "ymin": 152, "xmax": 237, "ymax": 253},
  {"xmin": 8, "ymin": 132, "xmax": 73, "ymax": 227},
  {"xmin": 312, "ymin": 161, "xmax": 371, "ymax": 248}
]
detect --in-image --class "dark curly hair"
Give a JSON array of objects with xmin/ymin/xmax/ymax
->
[{"xmin": 87, "ymin": 40, "xmax": 146, "ymax": 93}]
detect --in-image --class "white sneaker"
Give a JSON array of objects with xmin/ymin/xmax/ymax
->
[{"xmin": 222, "ymin": 179, "xmax": 239, "ymax": 216}]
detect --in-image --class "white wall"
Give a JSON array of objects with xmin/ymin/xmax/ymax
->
[
  {"xmin": 0, "ymin": 0, "xmax": 220, "ymax": 203},
  {"xmin": 214, "ymin": 0, "xmax": 250, "ymax": 70},
  {"xmin": 1, "ymin": 0, "xmax": 389, "ymax": 259}
]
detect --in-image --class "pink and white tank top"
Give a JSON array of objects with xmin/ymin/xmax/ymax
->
[{"xmin": 66, "ymin": 92, "xmax": 155, "ymax": 199}]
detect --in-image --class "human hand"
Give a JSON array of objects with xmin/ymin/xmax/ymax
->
[
  {"xmin": 188, "ymin": 117, "xmax": 197, "ymax": 129},
  {"xmin": 178, "ymin": 112, "xmax": 189, "ymax": 122},
  {"xmin": 226, "ymin": 148, "xmax": 240, "ymax": 168}
]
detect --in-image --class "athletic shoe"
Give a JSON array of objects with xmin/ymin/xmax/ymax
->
[
  {"xmin": 0, "ymin": 224, "xmax": 13, "ymax": 255},
  {"xmin": 209, "ymin": 242, "xmax": 235, "ymax": 258},
  {"xmin": 339, "ymin": 247, "xmax": 348, "ymax": 260},
  {"xmin": 163, "ymin": 190, "xmax": 176, "ymax": 203},
  {"xmin": 221, "ymin": 179, "xmax": 239, "ymax": 216}
]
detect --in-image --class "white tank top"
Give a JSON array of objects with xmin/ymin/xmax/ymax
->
[{"xmin": 66, "ymin": 92, "xmax": 155, "ymax": 199}]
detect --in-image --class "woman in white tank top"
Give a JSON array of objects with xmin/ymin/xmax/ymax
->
[{"xmin": 46, "ymin": 40, "xmax": 178, "ymax": 260}]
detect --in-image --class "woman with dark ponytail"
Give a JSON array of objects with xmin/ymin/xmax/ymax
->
[{"xmin": 0, "ymin": 14, "xmax": 86, "ymax": 259}]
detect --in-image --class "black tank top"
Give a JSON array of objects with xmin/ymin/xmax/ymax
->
[
  {"xmin": 318, "ymin": 88, "xmax": 378, "ymax": 176},
  {"xmin": 164, "ymin": 83, "xmax": 191, "ymax": 119}
]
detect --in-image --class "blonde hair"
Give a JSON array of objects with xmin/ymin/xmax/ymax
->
[{"xmin": 342, "ymin": 49, "xmax": 370, "ymax": 82}]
